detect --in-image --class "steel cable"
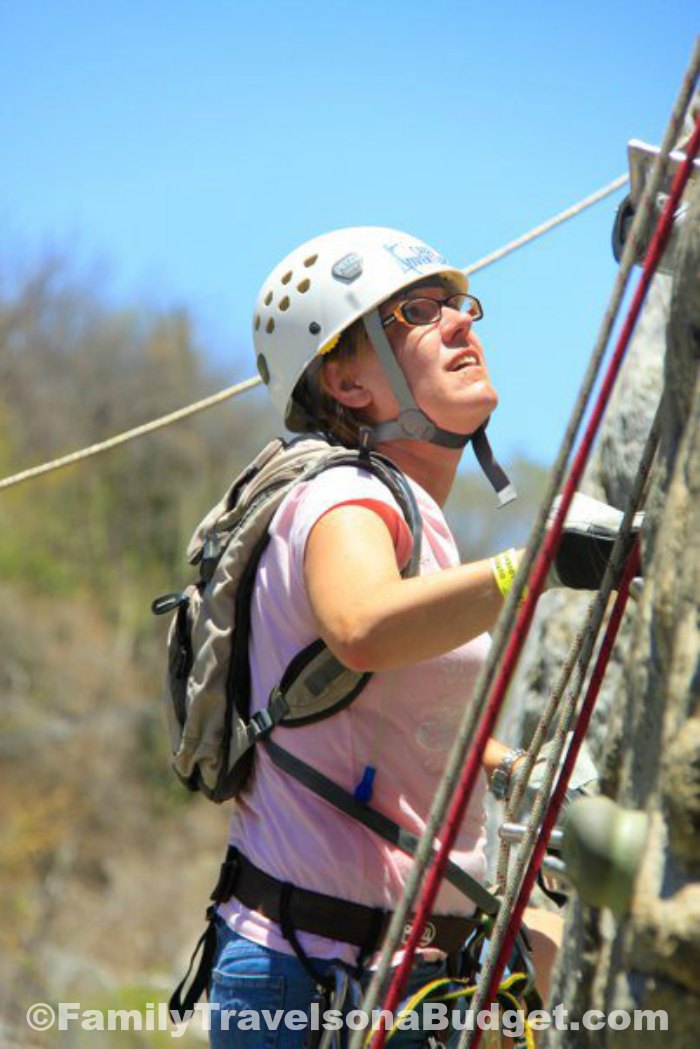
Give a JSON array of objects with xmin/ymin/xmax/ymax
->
[
  {"xmin": 466, "ymin": 109, "xmax": 700, "ymax": 1042},
  {"xmin": 460, "ymin": 401, "xmax": 662, "ymax": 1048},
  {"xmin": 466, "ymin": 540, "xmax": 642, "ymax": 1049},
  {"xmin": 356, "ymin": 41, "xmax": 700, "ymax": 1049},
  {"xmin": 0, "ymin": 178, "xmax": 629, "ymax": 495},
  {"xmin": 493, "ymin": 410, "xmax": 660, "ymax": 893}
]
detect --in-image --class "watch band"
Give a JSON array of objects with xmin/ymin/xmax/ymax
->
[{"xmin": 491, "ymin": 747, "xmax": 526, "ymax": 801}]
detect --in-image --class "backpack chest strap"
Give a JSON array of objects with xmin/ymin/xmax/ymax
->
[{"xmin": 263, "ymin": 740, "xmax": 500, "ymax": 917}]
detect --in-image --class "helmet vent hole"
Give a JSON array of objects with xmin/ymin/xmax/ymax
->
[
  {"xmin": 265, "ymin": 318, "xmax": 275, "ymax": 334},
  {"xmin": 281, "ymin": 271, "xmax": 292, "ymax": 285},
  {"xmin": 279, "ymin": 296, "xmax": 290, "ymax": 312},
  {"xmin": 254, "ymin": 315, "xmax": 261, "ymax": 331},
  {"xmin": 297, "ymin": 279, "xmax": 311, "ymax": 293},
  {"xmin": 257, "ymin": 354, "xmax": 270, "ymax": 383},
  {"xmin": 264, "ymin": 290, "xmax": 273, "ymax": 306},
  {"xmin": 303, "ymin": 254, "xmax": 318, "ymax": 268}
]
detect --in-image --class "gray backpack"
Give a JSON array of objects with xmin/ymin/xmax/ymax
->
[{"xmin": 152, "ymin": 433, "xmax": 421, "ymax": 802}]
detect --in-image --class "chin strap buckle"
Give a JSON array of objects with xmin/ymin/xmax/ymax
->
[{"xmin": 358, "ymin": 426, "xmax": 375, "ymax": 459}]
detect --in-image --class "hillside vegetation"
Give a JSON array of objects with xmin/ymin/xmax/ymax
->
[{"xmin": 0, "ymin": 255, "xmax": 548, "ymax": 1045}]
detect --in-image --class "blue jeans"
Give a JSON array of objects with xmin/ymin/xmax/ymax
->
[{"xmin": 208, "ymin": 920, "xmax": 468, "ymax": 1048}]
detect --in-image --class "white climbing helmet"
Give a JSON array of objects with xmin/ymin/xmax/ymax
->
[
  {"xmin": 252, "ymin": 226, "xmax": 467, "ymax": 432},
  {"xmin": 253, "ymin": 225, "xmax": 515, "ymax": 504}
]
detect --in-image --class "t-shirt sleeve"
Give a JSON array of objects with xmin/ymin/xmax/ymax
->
[{"xmin": 282, "ymin": 465, "xmax": 414, "ymax": 578}]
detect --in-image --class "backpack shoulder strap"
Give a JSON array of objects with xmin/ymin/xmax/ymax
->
[
  {"xmin": 236, "ymin": 445, "xmax": 422, "ymax": 736},
  {"xmin": 300, "ymin": 446, "xmax": 422, "ymax": 579}
]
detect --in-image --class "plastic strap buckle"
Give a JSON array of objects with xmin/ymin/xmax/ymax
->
[
  {"xmin": 248, "ymin": 709, "xmax": 275, "ymax": 740},
  {"xmin": 210, "ymin": 849, "xmax": 241, "ymax": 904}
]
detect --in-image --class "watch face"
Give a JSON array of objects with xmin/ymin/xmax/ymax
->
[
  {"xmin": 491, "ymin": 770, "xmax": 507, "ymax": 800},
  {"xmin": 492, "ymin": 748, "xmax": 525, "ymax": 800}
]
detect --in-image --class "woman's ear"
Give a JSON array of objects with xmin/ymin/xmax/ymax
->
[{"xmin": 321, "ymin": 357, "xmax": 373, "ymax": 410}]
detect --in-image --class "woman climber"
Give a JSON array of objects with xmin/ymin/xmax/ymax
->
[{"xmin": 202, "ymin": 226, "xmax": 608, "ymax": 1047}]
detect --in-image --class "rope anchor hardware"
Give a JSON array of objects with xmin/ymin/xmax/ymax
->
[{"xmin": 612, "ymin": 137, "xmax": 700, "ymax": 274}]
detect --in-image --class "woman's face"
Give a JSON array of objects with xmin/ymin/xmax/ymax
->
[{"xmin": 360, "ymin": 282, "xmax": 499, "ymax": 438}]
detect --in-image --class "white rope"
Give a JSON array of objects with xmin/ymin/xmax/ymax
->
[
  {"xmin": 0, "ymin": 377, "xmax": 262, "ymax": 492},
  {"xmin": 462, "ymin": 174, "xmax": 629, "ymax": 275},
  {"xmin": 0, "ymin": 174, "xmax": 629, "ymax": 494}
]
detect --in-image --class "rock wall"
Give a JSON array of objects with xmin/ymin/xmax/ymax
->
[
  {"xmin": 511, "ymin": 177, "xmax": 699, "ymax": 1047},
  {"xmin": 506, "ymin": 276, "xmax": 672, "ymax": 774}
]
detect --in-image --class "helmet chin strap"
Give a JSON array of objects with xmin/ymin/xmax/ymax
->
[{"xmin": 362, "ymin": 310, "xmax": 516, "ymax": 506}]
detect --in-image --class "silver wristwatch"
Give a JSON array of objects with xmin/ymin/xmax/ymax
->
[{"xmin": 491, "ymin": 747, "xmax": 526, "ymax": 801}]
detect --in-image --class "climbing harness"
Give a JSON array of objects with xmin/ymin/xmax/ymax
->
[{"xmin": 170, "ymin": 845, "xmax": 485, "ymax": 1015}]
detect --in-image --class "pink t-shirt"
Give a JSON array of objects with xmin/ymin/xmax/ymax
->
[{"xmin": 218, "ymin": 465, "xmax": 490, "ymax": 965}]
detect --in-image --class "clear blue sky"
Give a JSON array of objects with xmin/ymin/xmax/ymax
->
[{"xmin": 1, "ymin": 2, "xmax": 696, "ymax": 463}]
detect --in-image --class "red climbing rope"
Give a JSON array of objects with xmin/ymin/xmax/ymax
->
[
  {"xmin": 470, "ymin": 541, "xmax": 641, "ymax": 1049},
  {"xmin": 369, "ymin": 113, "xmax": 700, "ymax": 1048}
]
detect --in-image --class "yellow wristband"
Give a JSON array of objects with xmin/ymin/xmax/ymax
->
[{"xmin": 490, "ymin": 548, "xmax": 522, "ymax": 599}]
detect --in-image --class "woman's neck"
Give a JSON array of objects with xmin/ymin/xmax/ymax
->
[{"xmin": 375, "ymin": 438, "xmax": 462, "ymax": 506}]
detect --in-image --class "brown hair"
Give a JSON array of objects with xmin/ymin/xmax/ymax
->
[
  {"xmin": 290, "ymin": 275, "xmax": 460, "ymax": 446},
  {"xmin": 292, "ymin": 319, "xmax": 368, "ymax": 448}
]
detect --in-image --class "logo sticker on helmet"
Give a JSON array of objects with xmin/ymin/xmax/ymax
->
[
  {"xmin": 383, "ymin": 242, "xmax": 448, "ymax": 275},
  {"xmin": 331, "ymin": 253, "xmax": 363, "ymax": 283}
]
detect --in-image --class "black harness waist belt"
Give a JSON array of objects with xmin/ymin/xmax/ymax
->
[{"xmin": 211, "ymin": 846, "xmax": 481, "ymax": 956}]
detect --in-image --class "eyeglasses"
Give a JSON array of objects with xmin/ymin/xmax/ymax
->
[{"xmin": 381, "ymin": 293, "xmax": 483, "ymax": 330}]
